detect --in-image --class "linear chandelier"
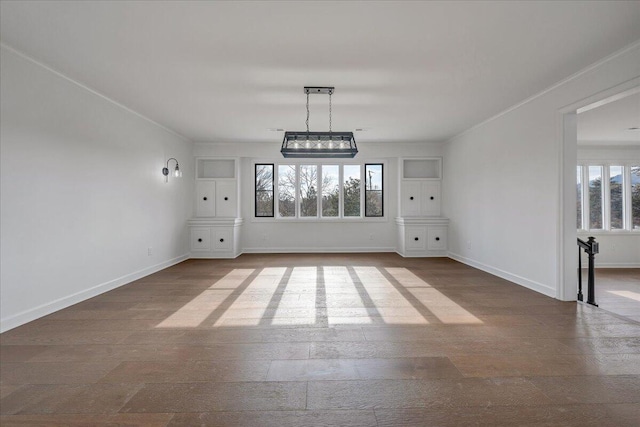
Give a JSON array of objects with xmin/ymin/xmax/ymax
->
[{"xmin": 281, "ymin": 86, "xmax": 357, "ymax": 158}]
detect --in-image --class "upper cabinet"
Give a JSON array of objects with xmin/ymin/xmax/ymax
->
[
  {"xmin": 400, "ymin": 158, "xmax": 442, "ymax": 217},
  {"xmin": 194, "ymin": 157, "xmax": 239, "ymax": 218}
]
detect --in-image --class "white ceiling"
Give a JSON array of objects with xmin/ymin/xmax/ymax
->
[
  {"xmin": 1, "ymin": 1, "xmax": 639, "ymax": 144},
  {"xmin": 578, "ymin": 93, "xmax": 640, "ymax": 145}
]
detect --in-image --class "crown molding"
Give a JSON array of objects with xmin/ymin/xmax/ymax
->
[
  {"xmin": 448, "ymin": 39, "xmax": 640, "ymax": 143},
  {"xmin": 0, "ymin": 42, "xmax": 192, "ymax": 143}
]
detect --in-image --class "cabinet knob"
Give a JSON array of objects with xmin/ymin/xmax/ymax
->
[
  {"xmin": 203, "ymin": 197, "xmax": 207, "ymax": 201},
  {"xmin": 410, "ymin": 196, "xmax": 414, "ymax": 200},
  {"xmin": 435, "ymin": 237, "xmax": 440, "ymax": 241},
  {"xmin": 430, "ymin": 196, "xmax": 434, "ymax": 200},
  {"xmin": 224, "ymin": 197, "xmax": 228, "ymax": 201},
  {"xmin": 414, "ymin": 237, "xmax": 419, "ymax": 241},
  {"xmin": 220, "ymin": 238, "xmax": 224, "ymax": 243},
  {"xmin": 198, "ymin": 238, "xmax": 202, "ymax": 242}
]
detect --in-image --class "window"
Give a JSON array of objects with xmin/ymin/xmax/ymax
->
[
  {"xmin": 576, "ymin": 164, "xmax": 639, "ymax": 232},
  {"xmin": 576, "ymin": 166, "xmax": 583, "ymax": 229},
  {"xmin": 343, "ymin": 165, "xmax": 361, "ymax": 217},
  {"xmin": 299, "ymin": 165, "xmax": 318, "ymax": 217},
  {"xmin": 278, "ymin": 165, "xmax": 296, "ymax": 217},
  {"xmin": 255, "ymin": 164, "xmax": 274, "ymax": 217},
  {"xmin": 609, "ymin": 166, "xmax": 623, "ymax": 230},
  {"xmin": 588, "ymin": 166, "xmax": 603, "ymax": 230},
  {"xmin": 255, "ymin": 162, "xmax": 384, "ymax": 220},
  {"xmin": 365, "ymin": 164, "xmax": 383, "ymax": 217},
  {"xmin": 322, "ymin": 165, "xmax": 339, "ymax": 217},
  {"xmin": 633, "ymin": 166, "xmax": 640, "ymax": 229}
]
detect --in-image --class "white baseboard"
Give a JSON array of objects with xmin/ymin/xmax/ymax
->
[
  {"xmin": 0, "ymin": 254, "xmax": 190, "ymax": 333},
  {"xmin": 593, "ymin": 263, "xmax": 640, "ymax": 268},
  {"xmin": 242, "ymin": 246, "xmax": 396, "ymax": 254},
  {"xmin": 447, "ymin": 252, "xmax": 556, "ymax": 298}
]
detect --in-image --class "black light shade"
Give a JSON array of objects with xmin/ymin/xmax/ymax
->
[{"xmin": 281, "ymin": 131, "xmax": 357, "ymax": 158}]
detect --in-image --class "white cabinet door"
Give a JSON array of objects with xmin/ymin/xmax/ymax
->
[
  {"xmin": 405, "ymin": 226, "xmax": 426, "ymax": 250},
  {"xmin": 215, "ymin": 181, "xmax": 237, "ymax": 217},
  {"xmin": 191, "ymin": 228, "xmax": 211, "ymax": 251},
  {"xmin": 427, "ymin": 227, "xmax": 447, "ymax": 250},
  {"xmin": 401, "ymin": 181, "xmax": 422, "ymax": 216},
  {"xmin": 213, "ymin": 228, "xmax": 232, "ymax": 251},
  {"xmin": 422, "ymin": 181, "xmax": 441, "ymax": 216},
  {"xmin": 196, "ymin": 181, "xmax": 216, "ymax": 217}
]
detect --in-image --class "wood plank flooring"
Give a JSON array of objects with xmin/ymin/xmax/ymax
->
[
  {"xmin": 592, "ymin": 268, "xmax": 640, "ymax": 322},
  {"xmin": 1, "ymin": 254, "xmax": 639, "ymax": 426}
]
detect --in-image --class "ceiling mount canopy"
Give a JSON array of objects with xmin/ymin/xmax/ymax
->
[{"xmin": 281, "ymin": 86, "xmax": 357, "ymax": 158}]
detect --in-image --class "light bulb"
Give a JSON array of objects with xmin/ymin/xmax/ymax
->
[{"xmin": 174, "ymin": 166, "xmax": 182, "ymax": 178}]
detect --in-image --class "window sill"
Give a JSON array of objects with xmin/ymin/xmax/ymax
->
[
  {"xmin": 251, "ymin": 217, "xmax": 388, "ymax": 224},
  {"xmin": 578, "ymin": 230, "xmax": 640, "ymax": 236}
]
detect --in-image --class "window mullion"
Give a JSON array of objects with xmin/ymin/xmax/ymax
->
[
  {"xmin": 583, "ymin": 165, "xmax": 590, "ymax": 230},
  {"xmin": 579, "ymin": 165, "xmax": 586, "ymax": 231},
  {"xmin": 625, "ymin": 165, "xmax": 632, "ymax": 231},
  {"xmin": 359, "ymin": 164, "xmax": 364, "ymax": 218},
  {"xmin": 603, "ymin": 165, "xmax": 610, "ymax": 231},
  {"xmin": 339, "ymin": 164, "xmax": 344, "ymax": 219},
  {"xmin": 274, "ymin": 165, "xmax": 280, "ymax": 218},
  {"xmin": 294, "ymin": 164, "xmax": 302, "ymax": 219},
  {"xmin": 317, "ymin": 164, "xmax": 322, "ymax": 218}
]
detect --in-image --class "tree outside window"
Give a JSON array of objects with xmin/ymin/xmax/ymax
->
[
  {"xmin": 343, "ymin": 165, "xmax": 361, "ymax": 217},
  {"xmin": 632, "ymin": 166, "xmax": 640, "ymax": 229},
  {"xmin": 322, "ymin": 165, "xmax": 339, "ymax": 217},
  {"xmin": 255, "ymin": 164, "xmax": 274, "ymax": 217},
  {"xmin": 278, "ymin": 165, "xmax": 296, "ymax": 217}
]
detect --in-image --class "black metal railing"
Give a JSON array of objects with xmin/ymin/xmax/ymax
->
[{"xmin": 577, "ymin": 237, "xmax": 598, "ymax": 307}]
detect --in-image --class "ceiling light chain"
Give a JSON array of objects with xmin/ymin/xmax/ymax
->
[
  {"xmin": 306, "ymin": 91, "xmax": 310, "ymax": 136},
  {"xmin": 329, "ymin": 91, "xmax": 332, "ymax": 136}
]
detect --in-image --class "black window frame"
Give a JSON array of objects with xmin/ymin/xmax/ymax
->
[
  {"xmin": 255, "ymin": 163, "xmax": 275, "ymax": 217},
  {"xmin": 364, "ymin": 163, "xmax": 384, "ymax": 217}
]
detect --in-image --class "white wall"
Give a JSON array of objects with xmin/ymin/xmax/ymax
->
[
  {"xmin": 443, "ymin": 42, "xmax": 640, "ymax": 299},
  {"xmin": 577, "ymin": 145, "xmax": 640, "ymax": 267},
  {"xmin": 194, "ymin": 141, "xmax": 444, "ymax": 252},
  {"xmin": 0, "ymin": 46, "xmax": 194, "ymax": 332}
]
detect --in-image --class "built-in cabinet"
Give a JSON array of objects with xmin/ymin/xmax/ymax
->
[
  {"xmin": 400, "ymin": 181, "xmax": 441, "ymax": 217},
  {"xmin": 396, "ymin": 158, "xmax": 449, "ymax": 257},
  {"xmin": 188, "ymin": 158, "xmax": 242, "ymax": 258},
  {"xmin": 195, "ymin": 180, "xmax": 237, "ymax": 217}
]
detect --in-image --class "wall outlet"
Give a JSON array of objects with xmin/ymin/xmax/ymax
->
[
  {"xmin": 369, "ymin": 234, "xmax": 374, "ymax": 240},
  {"xmin": 147, "ymin": 247, "xmax": 153, "ymax": 256},
  {"xmin": 262, "ymin": 234, "xmax": 268, "ymax": 241}
]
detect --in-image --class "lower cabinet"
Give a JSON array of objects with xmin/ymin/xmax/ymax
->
[
  {"xmin": 188, "ymin": 218, "xmax": 243, "ymax": 258},
  {"xmin": 396, "ymin": 217, "xmax": 449, "ymax": 257},
  {"xmin": 190, "ymin": 227, "xmax": 211, "ymax": 251}
]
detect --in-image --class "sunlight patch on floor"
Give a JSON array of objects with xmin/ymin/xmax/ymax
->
[
  {"xmin": 353, "ymin": 266, "xmax": 428, "ymax": 324},
  {"xmin": 155, "ymin": 266, "xmax": 483, "ymax": 328},
  {"xmin": 606, "ymin": 290, "xmax": 640, "ymax": 302},
  {"xmin": 386, "ymin": 267, "xmax": 482, "ymax": 324},
  {"xmin": 213, "ymin": 267, "xmax": 287, "ymax": 326}
]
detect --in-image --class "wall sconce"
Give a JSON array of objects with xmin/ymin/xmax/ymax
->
[{"xmin": 162, "ymin": 158, "xmax": 182, "ymax": 183}]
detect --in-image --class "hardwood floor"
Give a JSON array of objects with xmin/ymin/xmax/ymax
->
[
  {"xmin": 592, "ymin": 268, "xmax": 640, "ymax": 322},
  {"xmin": 1, "ymin": 253, "xmax": 639, "ymax": 426}
]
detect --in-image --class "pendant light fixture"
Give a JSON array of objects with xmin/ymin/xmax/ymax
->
[{"xmin": 281, "ymin": 86, "xmax": 357, "ymax": 158}]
